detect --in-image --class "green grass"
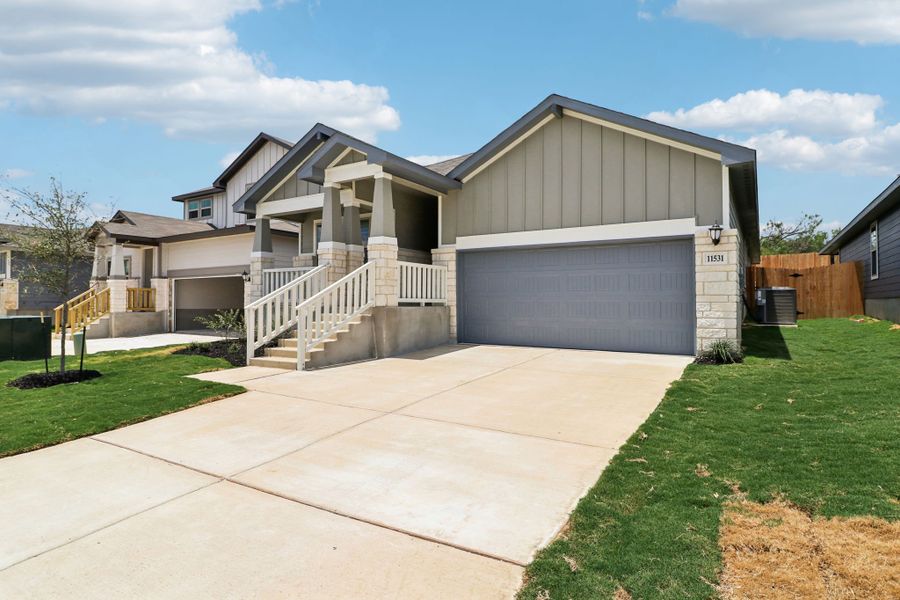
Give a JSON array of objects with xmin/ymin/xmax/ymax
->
[
  {"xmin": 0, "ymin": 347, "xmax": 243, "ymax": 457},
  {"xmin": 519, "ymin": 319, "xmax": 900, "ymax": 599}
]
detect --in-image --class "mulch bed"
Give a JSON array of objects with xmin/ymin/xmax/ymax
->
[
  {"xmin": 7, "ymin": 370, "xmax": 102, "ymax": 390},
  {"xmin": 173, "ymin": 340, "xmax": 246, "ymax": 367}
]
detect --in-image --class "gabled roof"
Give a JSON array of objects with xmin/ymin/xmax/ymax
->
[
  {"xmin": 424, "ymin": 154, "xmax": 472, "ymax": 176},
  {"xmin": 234, "ymin": 123, "xmax": 462, "ymax": 216},
  {"xmin": 172, "ymin": 186, "xmax": 222, "ymax": 203},
  {"xmin": 821, "ymin": 175, "xmax": 900, "ymax": 255},
  {"xmin": 0, "ymin": 223, "xmax": 36, "ymax": 245},
  {"xmin": 447, "ymin": 94, "xmax": 756, "ymax": 180},
  {"xmin": 212, "ymin": 132, "xmax": 293, "ymax": 189},
  {"xmin": 98, "ymin": 210, "xmax": 214, "ymax": 243}
]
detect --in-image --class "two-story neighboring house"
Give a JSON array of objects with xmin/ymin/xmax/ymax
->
[{"xmin": 80, "ymin": 134, "xmax": 303, "ymax": 337}]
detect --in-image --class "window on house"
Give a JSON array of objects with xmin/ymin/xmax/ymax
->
[
  {"xmin": 0, "ymin": 250, "xmax": 9, "ymax": 278},
  {"xmin": 187, "ymin": 198, "xmax": 213, "ymax": 219},
  {"xmin": 106, "ymin": 256, "xmax": 132, "ymax": 278},
  {"xmin": 870, "ymin": 221, "xmax": 879, "ymax": 279}
]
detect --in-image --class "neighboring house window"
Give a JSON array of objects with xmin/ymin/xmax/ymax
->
[
  {"xmin": 0, "ymin": 249, "xmax": 10, "ymax": 278},
  {"xmin": 106, "ymin": 257, "xmax": 132, "ymax": 278},
  {"xmin": 870, "ymin": 221, "xmax": 879, "ymax": 279},
  {"xmin": 188, "ymin": 198, "xmax": 213, "ymax": 219}
]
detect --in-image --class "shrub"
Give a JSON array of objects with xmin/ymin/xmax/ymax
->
[
  {"xmin": 697, "ymin": 339, "xmax": 743, "ymax": 365},
  {"xmin": 194, "ymin": 309, "xmax": 245, "ymax": 340}
]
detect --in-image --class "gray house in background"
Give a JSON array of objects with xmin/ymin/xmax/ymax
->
[
  {"xmin": 822, "ymin": 175, "xmax": 900, "ymax": 323},
  {"xmin": 0, "ymin": 224, "xmax": 92, "ymax": 319}
]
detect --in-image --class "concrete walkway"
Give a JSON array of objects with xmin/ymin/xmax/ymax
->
[
  {"xmin": 0, "ymin": 344, "xmax": 692, "ymax": 598},
  {"xmin": 51, "ymin": 332, "xmax": 224, "ymax": 356}
]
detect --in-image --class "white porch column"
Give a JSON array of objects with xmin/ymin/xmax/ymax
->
[
  {"xmin": 246, "ymin": 217, "xmax": 274, "ymax": 305},
  {"xmin": 370, "ymin": 173, "xmax": 398, "ymax": 306},
  {"xmin": 318, "ymin": 183, "xmax": 347, "ymax": 284},
  {"xmin": 107, "ymin": 243, "xmax": 128, "ymax": 313}
]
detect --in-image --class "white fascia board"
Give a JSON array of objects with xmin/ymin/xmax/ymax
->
[
  {"xmin": 258, "ymin": 142, "xmax": 324, "ymax": 205},
  {"xmin": 563, "ymin": 109, "xmax": 722, "ymax": 162},
  {"xmin": 456, "ymin": 218, "xmax": 698, "ymax": 251},
  {"xmin": 257, "ymin": 193, "xmax": 324, "ymax": 218},
  {"xmin": 721, "ymin": 165, "xmax": 731, "ymax": 228},
  {"xmin": 324, "ymin": 162, "xmax": 382, "ymax": 186},
  {"xmin": 326, "ymin": 146, "xmax": 365, "ymax": 169},
  {"xmin": 461, "ymin": 113, "xmax": 557, "ymax": 183}
]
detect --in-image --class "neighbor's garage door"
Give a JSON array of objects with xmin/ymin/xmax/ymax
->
[
  {"xmin": 457, "ymin": 239, "xmax": 695, "ymax": 355},
  {"xmin": 173, "ymin": 276, "xmax": 244, "ymax": 331}
]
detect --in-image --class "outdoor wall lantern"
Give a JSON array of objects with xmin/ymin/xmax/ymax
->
[
  {"xmin": 241, "ymin": 270, "xmax": 251, "ymax": 282},
  {"xmin": 708, "ymin": 222, "xmax": 723, "ymax": 246}
]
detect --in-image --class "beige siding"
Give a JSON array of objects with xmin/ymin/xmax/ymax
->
[
  {"xmin": 446, "ymin": 114, "xmax": 724, "ymax": 238},
  {"xmin": 224, "ymin": 141, "xmax": 289, "ymax": 227}
]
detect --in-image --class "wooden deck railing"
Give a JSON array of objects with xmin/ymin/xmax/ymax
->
[
  {"xmin": 397, "ymin": 261, "xmax": 448, "ymax": 305},
  {"xmin": 126, "ymin": 287, "xmax": 156, "ymax": 312},
  {"xmin": 53, "ymin": 286, "xmax": 97, "ymax": 333},
  {"xmin": 67, "ymin": 287, "xmax": 110, "ymax": 334}
]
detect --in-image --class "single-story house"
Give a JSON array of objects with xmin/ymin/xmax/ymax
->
[
  {"xmin": 235, "ymin": 94, "xmax": 759, "ymax": 368},
  {"xmin": 822, "ymin": 175, "xmax": 900, "ymax": 323},
  {"xmin": 0, "ymin": 224, "xmax": 92, "ymax": 319}
]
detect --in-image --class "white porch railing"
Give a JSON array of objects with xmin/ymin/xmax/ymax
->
[
  {"xmin": 246, "ymin": 264, "xmax": 329, "ymax": 364},
  {"xmin": 264, "ymin": 266, "xmax": 315, "ymax": 295},
  {"xmin": 296, "ymin": 262, "xmax": 375, "ymax": 370},
  {"xmin": 397, "ymin": 261, "xmax": 448, "ymax": 305}
]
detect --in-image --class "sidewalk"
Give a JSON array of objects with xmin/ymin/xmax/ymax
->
[{"xmin": 51, "ymin": 333, "xmax": 224, "ymax": 356}]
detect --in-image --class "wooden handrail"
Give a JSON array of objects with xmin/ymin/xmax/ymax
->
[
  {"xmin": 54, "ymin": 286, "xmax": 97, "ymax": 333},
  {"xmin": 66, "ymin": 287, "xmax": 110, "ymax": 335},
  {"xmin": 126, "ymin": 287, "xmax": 156, "ymax": 312}
]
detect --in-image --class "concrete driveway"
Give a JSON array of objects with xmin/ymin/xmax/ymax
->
[{"xmin": 0, "ymin": 344, "xmax": 691, "ymax": 599}]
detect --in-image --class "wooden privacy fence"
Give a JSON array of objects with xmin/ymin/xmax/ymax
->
[
  {"xmin": 746, "ymin": 262, "xmax": 864, "ymax": 319},
  {"xmin": 759, "ymin": 252, "xmax": 837, "ymax": 269}
]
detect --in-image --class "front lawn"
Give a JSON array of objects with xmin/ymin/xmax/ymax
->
[
  {"xmin": 0, "ymin": 347, "xmax": 242, "ymax": 457},
  {"xmin": 519, "ymin": 319, "xmax": 900, "ymax": 599}
]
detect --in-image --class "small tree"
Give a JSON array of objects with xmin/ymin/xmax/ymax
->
[
  {"xmin": 194, "ymin": 309, "xmax": 245, "ymax": 353},
  {"xmin": 760, "ymin": 213, "xmax": 840, "ymax": 255},
  {"xmin": 2, "ymin": 178, "xmax": 96, "ymax": 372}
]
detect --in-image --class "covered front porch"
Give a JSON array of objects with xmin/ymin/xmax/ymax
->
[{"xmin": 244, "ymin": 140, "xmax": 460, "ymax": 369}]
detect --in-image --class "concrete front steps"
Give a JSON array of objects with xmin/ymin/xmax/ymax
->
[{"xmin": 248, "ymin": 311, "xmax": 372, "ymax": 370}]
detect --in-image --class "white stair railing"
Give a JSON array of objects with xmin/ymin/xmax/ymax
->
[
  {"xmin": 246, "ymin": 264, "xmax": 329, "ymax": 364},
  {"xmin": 296, "ymin": 262, "xmax": 375, "ymax": 370},
  {"xmin": 264, "ymin": 266, "xmax": 315, "ymax": 295},
  {"xmin": 397, "ymin": 261, "xmax": 448, "ymax": 305}
]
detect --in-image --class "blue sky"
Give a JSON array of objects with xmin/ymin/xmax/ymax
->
[{"xmin": 2, "ymin": 0, "xmax": 900, "ymax": 230}]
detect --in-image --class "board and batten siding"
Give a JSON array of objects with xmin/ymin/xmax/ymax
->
[
  {"xmin": 442, "ymin": 115, "xmax": 723, "ymax": 244},
  {"xmin": 839, "ymin": 201, "xmax": 900, "ymax": 300},
  {"xmin": 224, "ymin": 141, "xmax": 290, "ymax": 228},
  {"xmin": 268, "ymin": 175, "xmax": 323, "ymax": 202}
]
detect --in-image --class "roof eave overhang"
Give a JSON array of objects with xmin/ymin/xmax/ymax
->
[
  {"xmin": 821, "ymin": 175, "xmax": 900, "ymax": 255},
  {"xmin": 171, "ymin": 186, "xmax": 223, "ymax": 203}
]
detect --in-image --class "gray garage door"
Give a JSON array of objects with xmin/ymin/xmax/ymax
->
[
  {"xmin": 174, "ymin": 276, "xmax": 244, "ymax": 331},
  {"xmin": 457, "ymin": 239, "xmax": 695, "ymax": 355}
]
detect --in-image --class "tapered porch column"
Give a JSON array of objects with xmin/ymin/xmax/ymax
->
[
  {"xmin": 342, "ymin": 188, "xmax": 365, "ymax": 272},
  {"xmin": 293, "ymin": 216, "xmax": 316, "ymax": 268},
  {"xmin": 368, "ymin": 173, "xmax": 398, "ymax": 306},
  {"xmin": 318, "ymin": 183, "xmax": 347, "ymax": 284},
  {"xmin": 91, "ymin": 245, "xmax": 109, "ymax": 283},
  {"xmin": 107, "ymin": 242, "xmax": 128, "ymax": 313},
  {"xmin": 246, "ymin": 217, "xmax": 274, "ymax": 305}
]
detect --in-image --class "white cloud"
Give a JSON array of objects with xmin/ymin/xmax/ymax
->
[
  {"xmin": 649, "ymin": 89, "xmax": 900, "ymax": 176},
  {"xmin": 219, "ymin": 151, "xmax": 242, "ymax": 169},
  {"xmin": 671, "ymin": 0, "xmax": 900, "ymax": 45},
  {"xmin": 2, "ymin": 168, "xmax": 33, "ymax": 179},
  {"xmin": 0, "ymin": 1, "xmax": 401, "ymax": 143},
  {"xmin": 405, "ymin": 154, "xmax": 460, "ymax": 166},
  {"xmin": 647, "ymin": 89, "xmax": 883, "ymax": 137}
]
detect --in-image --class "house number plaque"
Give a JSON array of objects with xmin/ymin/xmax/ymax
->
[{"xmin": 703, "ymin": 252, "xmax": 727, "ymax": 264}]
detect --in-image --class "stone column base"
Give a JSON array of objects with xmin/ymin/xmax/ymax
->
[
  {"xmin": 368, "ymin": 236, "xmax": 399, "ymax": 306},
  {"xmin": 246, "ymin": 253, "xmax": 274, "ymax": 305},
  {"xmin": 293, "ymin": 253, "xmax": 316, "ymax": 268},
  {"xmin": 695, "ymin": 229, "xmax": 742, "ymax": 353},
  {"xmin": 346, "ymin": 244, "xmax": 365, "ymax": 273},
  {"xmin": 107, "ymin": 279, "xmax": 128, "ymax": 314},
  {"xmin": 318, "ymin": 242, "xmax": 348, "ymax": 285},
  {"xmin": 431, "ymin": 246, "xmax": 458, "ymax": 340}
]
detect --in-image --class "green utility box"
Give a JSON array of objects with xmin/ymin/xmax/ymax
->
[{"xmin": 0, "ymin": 316, "xmax": 53, "ymax": 361}]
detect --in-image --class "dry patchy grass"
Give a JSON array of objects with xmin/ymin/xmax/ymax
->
[{"xmin": 718, "ymin": 499, "xmax": 900, "ymax": 599}]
